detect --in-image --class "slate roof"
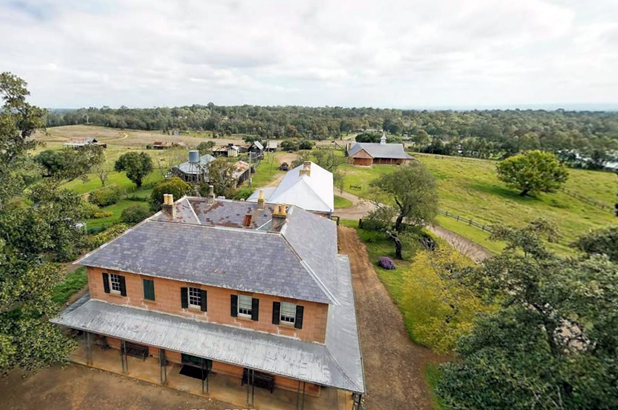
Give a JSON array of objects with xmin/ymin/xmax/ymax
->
[
  {"xmin": 78, "ymin": 200, "xmax": 339, "ymax": 304},
  {"xmin": 348, "ymin": 142, "xmax": 412, "ymax": 159},
  {"xmin": 247, "ymin": 162, "xmax": 334, "ymax": 213}
]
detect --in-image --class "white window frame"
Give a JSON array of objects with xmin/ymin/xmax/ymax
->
[
  {"xmin": 188, "ymin": 287, "xmax": 201, "ymax": 309},
  {"xmin": 280, "ymin": 302, "xmax": 296, "ymax": 326},
  {"xmin": 109, "ymin": 273, "xmax": 122, "ymax": 295},
  {"xmin": 238, "ymin": 295, "xmax": 253, "ymax": 319}
]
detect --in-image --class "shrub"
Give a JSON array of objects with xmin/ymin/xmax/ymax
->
[
  {"xmin": 120, "ymin": 204, "xmax": 151, "ymax": 224},
  {"xmin": 88, "ymin": 223, "xmax": 129, "ymax": 249},
  {"xmin": 360, "ymin": 207, "xmax": 397, "ymax": 231},
  {"xmin": 89, "ymin": 185, "xmax": 124, "ymax": 207},
  {"xmin": 378, "ymin": 256, "xmax": 396, "ymax": 270},
  {"xmin": 93, "ymin": 211, "xmax": 113, "ymax": 219},
  {"xmin": 150, "ymin": 177, "xmax": 191, "ymax": 208},
  {"xmin": 233, "ymin": 187, "xmax": 253, "ymax": 200},
  {"xmin": 81, "ymin": 202, "xmax": 100, "ymax": 218}
]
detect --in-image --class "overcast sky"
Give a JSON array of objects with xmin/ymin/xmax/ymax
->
[{"xmin": 1, "ymin": 0, "xmax": 617, "ymax": 109}]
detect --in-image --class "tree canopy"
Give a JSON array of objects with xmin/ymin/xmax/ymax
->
[
  {"xmin": 0, "ymin": 72, "xmax": 85, "ymax": 373},
  {"xmin": 370, "ymin": 162, "xmax": 439, "ymax": 232},
  {"xmin": 496, "ymin": 150, "xmax": 569, "ymax": 196},
  {"xmin": 114, "ymin": 151, "xmax": 153, "ymax": 187},
  {"xmin": 438, "ymin": 221, "xmax": 618, "ymax": 409}
]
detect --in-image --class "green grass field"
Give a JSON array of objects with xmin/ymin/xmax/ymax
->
[
  {"xmin": 51, "ymin": 266, "xmax": 88, "ymax": 305},
  {"xmin": 334, "ymin": 195, "xmax": 353, "ymax": 209},
  {"xmin": 341, "ymin": 154, "xmax": 617, "ymax": 254}
]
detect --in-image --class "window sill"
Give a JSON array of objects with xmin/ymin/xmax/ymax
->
[
  {"xmin": 187, "ymin": 305, "xmax": 203, "ymax": 312},
  {"xmin": 108, "ymin": 292, "xmax": 124, "ymax": 298},
  {"xmin": 142, "ymin": 299, "xmax": 156, "ymax": 304},
  {"xmin": 237, "ymin": 315, "xmax": 253, "ymax": 321},
  {"xmin": 279, "ymin": 322, "xmax": 295, "ymax": 328}
]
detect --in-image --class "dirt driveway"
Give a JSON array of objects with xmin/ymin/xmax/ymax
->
[
  {"xmin": 0, "ymin": 364, "xmax": 232, "ymax": 410},
  {"xmin": 339, "ymin": 226, "xmax": 446, "ymax": 410}
]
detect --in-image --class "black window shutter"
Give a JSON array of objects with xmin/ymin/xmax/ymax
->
[
  {"xmin": 295, "ymin": 305, "xmax": 304, "ymax": 329},
  {"xmin": 181, "ymin": 287, "xmax": 188, "ymax": 309},
  {"xmin": 251, "ymin": 298, "xmax": 259, "ymax": 321},
  {"xmin": 230, "ymin": 295, "xmax": 238, "ymax": 317},
  {"xmin": 119, "ymin": 275, "xmax": 127, "ymax": 296},
  {"xmin": 200, "ymin": 289, "xmax": 207, "ymax": 312},
  {"xmin": 272, "ymin": 302, "xmax": 281, "ymax": 325},
  {"xmin": 103, "ymin": 273, "xmax": 110, "ymax": 294},
  {"xmin": 143, "ymin": 279, "xmax": 155, "ymax": 301}
]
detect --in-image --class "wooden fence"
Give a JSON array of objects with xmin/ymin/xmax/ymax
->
[
  {"xmin": 439, "ymin": 210, "xmax": 495, "ymax": 234},
  {"xmin": 560, "ymin": 188, "xmax": 613, "ymax": 213}
]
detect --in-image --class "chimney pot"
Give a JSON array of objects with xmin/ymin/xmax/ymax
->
[
  {"xmin": 162, "ymin": 193, "xmax": 175, "ymax": 219},
  {"xmin": 257, "ymin": 189, "xmax": 265, "ymax": 210}
]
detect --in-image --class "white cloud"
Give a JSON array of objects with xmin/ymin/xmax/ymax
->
[{"xmin": 0, "ymin": 0, "xmax": 616, "ymax": 108}]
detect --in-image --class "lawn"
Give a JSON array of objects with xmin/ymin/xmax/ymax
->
[
  {"xmin": 85, "ymin": 199, "xmax": 149, "ymax": 231},
  {"xmin": 51, "ymin": 266, "xmax": 88, "ymax": 305},
  {"xmin": 341, "ymin": 154, "xmax": 618, "ymax": 254},
  {"xmin": 334, "ymin": 194, "xmax": 353, "ymax": 209},
  {"xmin": 248, "ymin": 153, "xmax": 285, "ymax": 188}
]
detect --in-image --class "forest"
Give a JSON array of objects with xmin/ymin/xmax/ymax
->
[{"xmin": 47, "ymin": 105, "xmax": 618, "ymax": 164}]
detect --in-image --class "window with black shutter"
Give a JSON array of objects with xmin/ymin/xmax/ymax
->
[
  {"xmin": 294, "ymin": 305, "xmax": 304, "ymax": 329},
  {"xmin": 143, "ymin": 279, "xmax": 155, "ymax": 301},
  {"xmin": 103, "ymin": 273, "xmax": 110, "ymax": 293},
  {"xmin": 230, "ymin": 295, "xmax": 238, "ymax": 317},
  {"xmin": 272, "ymin": 302, "xmax": 281, "ymax": 325},
  {"xmin": 251, "ymin": 298, "xmax": 259, "ymax": 321},
  {"xmin": 181, "ymin": 287, "xmax": 188, "ymax": 309},
  {"xmin": 119, "ymin": 276, "xmax": 127, "ymax": 296},
  {"xmin": 200, "ymin": 289, "xmax": 207, "ymax": 312}
]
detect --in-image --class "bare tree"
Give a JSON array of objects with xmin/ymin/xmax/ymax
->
[{"xmin": 93, "ymin": 162, "xmax": 111, "ymax": 187}]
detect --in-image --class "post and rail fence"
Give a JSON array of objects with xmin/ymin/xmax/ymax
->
[{"xmin": 438, "ymin": 210, "xmax": 495, "ymax": 234}]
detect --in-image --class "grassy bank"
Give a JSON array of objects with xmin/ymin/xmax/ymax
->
[
  {"xmin": 52, "ymin": 266, "xmax": 88, "ymax": 305},
  {"xmin": 341, "ymin": 154, "xmax": 617, "ymax": 254}
]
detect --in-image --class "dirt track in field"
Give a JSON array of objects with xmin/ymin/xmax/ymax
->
[{"xmin": 338, "ymin": 226, "xmax": 446, "ymax": 410}]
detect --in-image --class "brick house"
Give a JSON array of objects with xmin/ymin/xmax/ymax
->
[
  {"xmin": 52, "ymin": 193, "xmax": 364, "ymax": 408},
  {"xmin": 347, "ymin": 134, "xmax": 413, "ymax": 166}
]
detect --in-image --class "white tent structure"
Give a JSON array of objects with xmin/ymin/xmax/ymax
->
[{"xmin": 247, "ymin": 161, "xmax": 334, "ymax": 214}]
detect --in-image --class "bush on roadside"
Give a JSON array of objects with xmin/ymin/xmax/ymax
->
[
  {"xmin": 89, "ymin": 185, "xmax": 124, "ymax": 207},
  {"xmin": 378, "ymin": 256, "xmax": 396, "ymax": 270},
  {"xmin": 360, "ymin": 207, "xmax": 396, "ymax": 232},
  {"xmin": 120, "ymin": 204, "xmax": 151, "ymax": 225},
  {"xmin": 401, "ymin": 244, "xmax": 487, "ymax": 352},
  {"xmin": 93, "ymin": 211, "xmax": 113, "ymax": 219}
]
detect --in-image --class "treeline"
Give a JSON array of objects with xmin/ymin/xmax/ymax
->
[{"xmin": 47, "ymin": 105, "xmax": 618, "ymax": 160}]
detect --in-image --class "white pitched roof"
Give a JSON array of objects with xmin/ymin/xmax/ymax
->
[{"xmin": 248, "ymin": 162, "xmax": 334, "ymax": 213}]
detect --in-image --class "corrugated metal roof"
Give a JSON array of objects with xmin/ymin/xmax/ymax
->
[
  {"xmin": 348, "ymin": 142, "xmax": 412, "ymax": 159},
  {"xmin": 51, "ymin": 292, "xmax": 364, "ymax": 393},
  {"xmin": 247, "ymin": 162, "xmax": 334, "ymax": 213},
  {"xmin": 175, "ymin": 154, "xmax": 216, "ymax": 175}
]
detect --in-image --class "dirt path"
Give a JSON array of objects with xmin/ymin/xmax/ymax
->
[
  {"xmin": 0, "ymin": 364, "xmax": 230, "ymax": 410},
  {"xmin": 334, "ymin": 192, "xmax": 492, "ymax": 263},
  {"xmin": 339, "ymin": 226, "xmax": 446, "ymax": 410}
]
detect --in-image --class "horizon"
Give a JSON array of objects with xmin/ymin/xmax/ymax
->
[{"xmin": 2, "ymin": 0, "xmax": 617, "ymax": 109}]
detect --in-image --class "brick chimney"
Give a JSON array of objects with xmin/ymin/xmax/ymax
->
[
  {"xmin": 299, "ymin": 161, "xmax": 311, "ymax": 177},
  {"xmin": 257, "ymin": 189, "xmax": 265, "ymax": 210},
  {"xmin": 162, "ymin": 194, "xmax": 175, "ymax": 219}
]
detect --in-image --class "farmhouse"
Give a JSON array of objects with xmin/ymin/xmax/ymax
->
[
  {"xmin": 347, "ymin": 134, "xmax": 413, "ymax": 166},
  {"xmin": 213, "ymin": 144, "xmax": 240, "ymax": 157},
  {"xmin": 64, "ymin": 137, "xmax": 107, "ymax": 149},
  {"xmin": 51, "ymin": 194, "xmax": 364, "ymax": 409},
  {"xmin": 247, "ymin": 161, "xmax": 334, "ymax": 215}
]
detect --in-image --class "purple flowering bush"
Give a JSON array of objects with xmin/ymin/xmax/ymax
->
[{"xmin": 378, "ymin": 256, "xmax": 396, "ymax": 270}]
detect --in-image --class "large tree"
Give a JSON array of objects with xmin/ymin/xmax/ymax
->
[
  {"xmin": 0, "ymin": 73, "xmax": 85, "ymax": 372},
  {"xmin": 114, "ymin": 151, "xmax": 153, "ymax": 187},
  {"xmin": 496, "ymin": 150, "xmax": 568, "ymax": 196},
  {"xmin": 370, "ymin": 161, "xmax": 438, "ymax": 232},
  {"xmin": 438, "ymin": 221, "xmax": 618, "ymax": 409}
]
